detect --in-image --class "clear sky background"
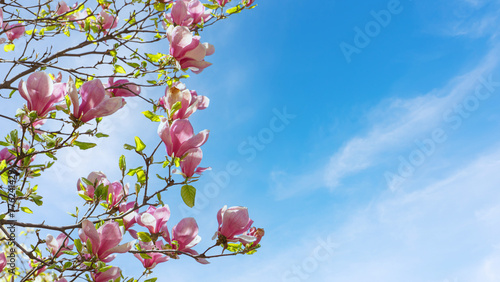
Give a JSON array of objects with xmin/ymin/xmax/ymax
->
[{"xmin": 2, "ymin": 0, "xmax": 500, "ymax": 281}]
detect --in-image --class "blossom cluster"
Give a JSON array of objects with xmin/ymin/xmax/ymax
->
[{"xmin": 0, "ymin": 0, "xmax": 262, "ymax": 281}]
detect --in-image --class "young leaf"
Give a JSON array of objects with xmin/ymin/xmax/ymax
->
[
  {"xmin": 134, "ymin": 136, "xmax": 146, "ymax": 152},
  {"xmin": 181, "ymin": 185, "xmax": 196, "ymax": 208},
  {"xmin": 73, "ymin": 141, "xmax": 97, "ymax": 150}
]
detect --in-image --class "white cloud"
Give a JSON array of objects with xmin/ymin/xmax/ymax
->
[
  {"xmin": 238, "ymin": 144, "xmax": 500, "ymax": 282},
  {"xmin": 271, "ymin": 45, "xmax": 500, "ymax": 199}
]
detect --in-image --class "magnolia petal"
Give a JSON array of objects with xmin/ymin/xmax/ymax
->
[{"xmin": 176, "ymin": 129, "xmax": 209, "ymax": 157}]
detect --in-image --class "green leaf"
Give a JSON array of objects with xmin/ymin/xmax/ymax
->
[
  {"xmin": 0, "ymin": 160, "xmax": 8, "ymax": 185},
  {"xmin": 140, "ymin": 252, "xmax": 152, "ymax": 259},
  {"xmin": 136, "ymin": 169, "xmax": 146, "ymax": 184},
  {"xmin": 73, "ymin": 141, "xmax": 97, "ymax": 150},
  {"xmin": 181, "ymin": 185, "xmax": 196, "ymax": 208},
  {"xmin": 144, "ymin": 278, "xmax": 158, "ymax": 282},
  {"xmin": 98, "ymin": 265, "xmax": 113, "ymax": 273},
  {"xmin": 169, "ymin": 101, "xmax": 182, "ymax": 117},
  {"xmin": 95, "ymin": 133, "xmax": 109, "ymax": 138},
  {"xmin": 136, "ymin": 232, "xmax": 152, "ymax": 242},
  {"xmin": 119, "ymin": 155, "xmax": 126, "ymax": 172},
  {"xmin": 134, "ymin": 136, "xmax": 146, "ymax": 152},
  {"xmin": 203, "ymin": 3, "xmax": 219, "ymax": 9},
  {"xmin": 21, "ymin": 207, "xmax": 33, "ymax": 214},
  {"xmin": 63, "ymin": 261, "xmax": 73, "ymax": 269},
  {"xmin": 78, "ymin": 192, "xmax": 93, "ymax": 202},
  {"xmin": 142, "ymin": 111, "xmax": 162, "ymax": 122},
  {"xmin": 74, "ymin": 239, "xmax": 83, "ymax": 253},
  {"xmin": 226, "ymin": 5, "xmax": 241, "ymax": 14},
  {"xmin": 127, "ymin": 62, "xmax": 140, "ymax": 68},
  {"xmin": 114, "ymin": 65, "xmax": 126, "ymax": 74},
  {"xmin": 124, "ymin": 143, "xmax": 135, "ymax": 150},
  {"xmin": 4, "ymin": 44, "xmax": 15, "ymax": 52},
  {"xmin": 146, "ymin": 53, "xmax": 164, "ymax": 63}
]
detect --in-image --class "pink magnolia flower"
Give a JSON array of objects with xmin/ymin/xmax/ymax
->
[
  {"xmin": 165, "ymin": 0, "xmax": 212, "ymax": 28},
  {"xmin": 179, "ymin": 148, "xmax": 210, "ymax": 179},
  {"xmin": 167, "ymin": 25, "xmax": 215, "ymax": 74},
  {"xmin": 135, "ymin": 205, "xmax": 171, "ymax": 236},
  {"xmin": 170, "ymin": 218, "xmax": 200, "ymax": 251},
  {"xmin": 77, "ymin": 171, "xmax": 110, "ymax": 200},
  {"xmin": 0, "ymin": 148, "xmax": 15, "ymax": 164},
  {"xmin": 46, "ymin": 233, "xmax": 74, "ymax": 258},
  {"xmin": 55, "ymin": 278, "xmax": 68, "ymax": 282},
  {"xmin": 213, "ymin": 206, "xmax": 255, "ymax": 243},
  {"xmin": 0, "ymin": 8, "xmax": 3, "ymax": 27},
  {"xmin": 56, "ymin": 1, "xmax": 70, "ymax": 15},
  {"xmin": 242, "ymin": 0, "xmax": 255, "ymax": 7},
  {"xmin": 107, "ymin": 181, "xmax": 129, "ymax": 208},
  {"xmin": 68, "ymin": 77, "xmax": 126, "ymax": 123},
  {"xmin": 133, "ymin": 241, "xmax": 169, "ymax": 269},
  {"xmin": 119, "ymin": 202, "xmax": 137, "ymax": 231},
  {"xmin": 79, "ymin": 220, "xmax": 133, "ymax": 262},
  {"xmin": 97, "ymin": 11, "xmax": 118, "ymax": 32},
  {"xmin": 159, "ymin": 82, "xmax": 209, "ymax": 120},
  {"xmin": 106, "ymin": 77, "xmax": 141, "ymax": 97},
  {"xmin": 4, "ymin": 23, "xmax": 25, "ymax": 41},
  {"xmin": 216, "ymin": 0, "xmax": 229, "ymax": 6},
  {"xmin": 0, "ymin": 253, "xmax": 6, "ymax": 272},
  {"xmin": 18, "ymin": 72, "xmax": 66, "ymax": 117},
  {"xmin": 157, "ymin": 118, "xmax": 209, "ymax": 158},
  {"xmin": 91, "ymin": 266, "xmax": 121, "ymax": 282},
  {"xmin": 239, "ymin": 227, "xmax": 264, "ymax": 247}
]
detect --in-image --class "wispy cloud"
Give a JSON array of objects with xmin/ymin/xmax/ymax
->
[
  {"xmin": 271, "ymin": 45, "xmax": 500, "ymax": 199},
  {"xmin": 246, "ymin": 144, "xmax": 500, "ymax": 282}
]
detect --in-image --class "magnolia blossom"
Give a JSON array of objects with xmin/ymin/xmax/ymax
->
[
  {"xmin": 119, "ymin": 202, "xmax": 137, "ymax": 230},
  {"xmin": 159, "ymin": 82, "xmax": 209, "ymax": 120},
  {"xmin": 133, "ymin": 241, "xmax": 169, "ymax": 269},
  {"xmin": 91, "ymin": 266, "xmax": 121, "ymax": 282},
  {"xmin": 216, "ymin": 0, "xmax": 229, "ymax": 6},
  {"xmin": 4, "ymin": 23, "xmax": 25, "ymax": 41},
  {"xmin": 46, "ymin": 233, "xmax": 74, "ymax": 257},
  {"xmin": 167, "ymin": 25, "xmax": 214, "ymax": 74},
  {"xmin": 158, "ymin": 118, "xmax": 209, "ymax": 158},
  {"xmin": 0, "ymin": 148, "xmax": 14, "ymax": 164},
  {"xmin": 55, "ymin": 278, "xmax": 68, "ymax": 282},
  {"xmin": 18, "ymin": 72, "xmax": 66, "ymax": 117},
  {"xmin": 135, "ymin": 205, "xmax": 171, "ymax": 236},
  {"xmin": 0, "ymin": 8, "xmax": 3, "ymax": 27},
  {"xmin": 107, "ymin": 181, "xmax": 129, "ymax": 208},
  {"xmin": 0, "ymin": 253, "xmax": 6, "ymax": 272},
  {"xmin": 165, "ymin": 0, "xmax": 212, "ymax": 28},
  {"xmin": 169, "ymin": 218, "xmax": 200, "ymax": 251},
  {"xmin": 79, "ymin": 220, "xmax": 133, "ymax": 262},
  {"xmin": 179, "ymin": 148, "xmax": 210, "ymax": 179},
  {"xmin": 106, "ymin": 77, "xmax": 141, "ymax": 97},
  {"xmin": 77, "ymin": 171, "xmax": 110, "ymax": 199},
  {"xmin": 213, "ymin": 206, "xmax": 255, "ymax": 243},
  {"xmin": 68, "ymin": 77, "xmax": 125, "ymax": 123},
  {"xmin": 56, "ymin": 1, "xmax": 70, "ymax": 15},
  {"xmin": 239, "ymin": 227, "xmax": 264, "ymax": 247},
  {"xmin": 97, "ymin": 11, "xmax": 118, "ymax": 31}
]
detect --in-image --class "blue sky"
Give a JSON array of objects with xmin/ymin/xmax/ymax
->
[{"xmin": 3, "ymin": 0, "xmax": 500, "ymax": 281}]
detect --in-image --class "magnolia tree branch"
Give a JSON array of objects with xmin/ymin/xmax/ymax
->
[{"xmin": 0, "ymin": 0, "xmax": 263, "ymax": 281}]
